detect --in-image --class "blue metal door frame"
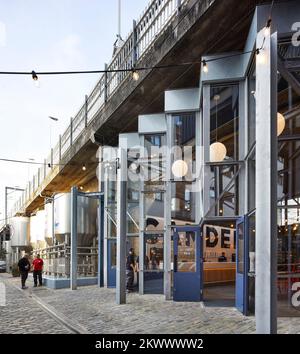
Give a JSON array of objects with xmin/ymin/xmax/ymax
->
[
  {"xmin": 107, "ymin": 239, "xmax": 117, "ymax": 288},
  {"xmin": 173, "ymin": 226, "xmax": 202, "ymax": 302},
  {"xmin": 235, "ymin": 216, "xmax": 249, "ymax": 315},
  {"xmin": 97, "ymin": 194, "xmax": 104, "ymax": 287}
]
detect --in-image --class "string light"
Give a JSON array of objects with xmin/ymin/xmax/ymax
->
[
  {"xmin": 82, "ymin": 164, "xmax": 86, "ymax": 171},
  {"xmin": 202, "ymin": 60, "xmax": 208, "ymax": 73},
  {"xmin": 132, "ymin": 69, "xmax": 140, "ymax": 81},
  {"xmin": 31, "ymin": 70, "xmax": 38, "ymax": 81},
  {"xmin": 31, "ymin": 70, "xmax": 40, "ymax": 88},
  {"xmin": 264, "ymin": 18, "xmax": 272, "ymax": 36}
]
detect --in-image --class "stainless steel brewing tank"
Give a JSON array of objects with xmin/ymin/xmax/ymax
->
[
  {"xmin": 54, "ymin": 193, "xmax": 98, "ymax": 246},
  {"xmin": 44, "ymin": 201, "xmax": 54, "ymax": 245},
  {"xmin": 10, "ymin": 217, "xmax": 30, "ymax": 247}
]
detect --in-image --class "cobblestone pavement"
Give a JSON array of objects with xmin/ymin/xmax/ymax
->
[
  {"xmin": 0, "ymin": 274, "xmax": 72, "ymax": 334},
  {"xmin": 1, "ymin": 273, "xmax": 300, "ymax": 334}
]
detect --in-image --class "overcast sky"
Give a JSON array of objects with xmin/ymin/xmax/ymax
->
[{"xmin": 0, "ymin": 0, "xmax": 148, "ymax": 221}]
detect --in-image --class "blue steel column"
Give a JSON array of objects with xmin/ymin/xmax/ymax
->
[
  {"xmin": 70, "ymin": 186, "xmax": 78, "ymax": 290},
  {"xmin": 116, "ymin": 147, "xmax": 127, "ymax": 304}
]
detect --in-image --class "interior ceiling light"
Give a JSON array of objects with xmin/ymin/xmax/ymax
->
[
  {"xmin": 277, "ymin": 112, "xmax": 286, "ymax": 136},
  {"xmin": 172, "ymin": 159, "xmax": 188, "ymax": 178}
]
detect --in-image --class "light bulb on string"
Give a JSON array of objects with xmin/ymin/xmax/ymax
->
[
  {"xmin": 264, "ymin": 18, "xmax": 272, "ymax": 36},
  {"xmin": 82, "ymin": 164, "xmax": 86, "ymax": 171},
  {"xmin": 132, "ymin": 69, "xmax": 139, "ymax": 81},
  {"xmin": 31, "ymin": 70, "xmax": 40, "ymax": 88},
  {"xmin": 202, "ymin": 60, "xmax": 208, "ymax": 73}
]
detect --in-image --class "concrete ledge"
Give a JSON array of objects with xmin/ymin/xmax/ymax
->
[{"xmin": 29, "ymin": 274, "xmax": 98, "ymax": 289}]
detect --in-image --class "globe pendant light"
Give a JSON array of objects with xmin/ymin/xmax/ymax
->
[
  {"xmin": 210, "ymin": 142, "xmax": 227, "ymax": 163},
  {"xmin": 277, "ymin": 112, "xmax": 285, "ymax": 136},
  {"xmin": 172, "ymin": 159, "xmax": 188, "ymax": 178},
  {"xmin": 210, "ymin": 94, "xmax": 227, "ymax": 162}
]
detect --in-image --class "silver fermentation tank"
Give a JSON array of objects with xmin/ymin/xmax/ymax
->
[
  {"xmin": 9, "ymin": 217, "xmax": 30, "ymax": 264},
  {"xmin": 54, "ymin": 193, "xmax": 97, "ymax": 246},
  {"xmin": 44, "ymin": 193, "xmax": 98, "ymax": 277}
]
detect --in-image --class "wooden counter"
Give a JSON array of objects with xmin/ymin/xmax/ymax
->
[{"xmin": 204, "ymin": 262, "xmax": 236, "ymax": 284}]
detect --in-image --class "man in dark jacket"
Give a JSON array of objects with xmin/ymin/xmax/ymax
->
[
  {"xmin": 126, "ymin": 248, "xmax": 135, "ymax": 292},
  {"xmin": 18, "ymin": 254, "xmax": 30, "ymax": 289}
]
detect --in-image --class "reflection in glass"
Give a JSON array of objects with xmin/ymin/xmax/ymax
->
[
  {"xmin": 171, "ymin": 182, "xmax": 195, "ymax": 224},
  {"xmin": 144, "ymin": 192, "xmax": 164, "ymax": 232},
  {"xmin": 210, "ymin": 85, "xmax": 239, "ymax": 161},
  {"xmin": 277, "ymin": 40, "xmax": 300, "ymax": 316},
  {"xmin": 110, "ymin": 240, "xmax": 117, "ymax": 268},
  {"xmin": 176, "ymin": 232, "xmax": 196, "ymax": 272},
  {"xmin": 208, "ymin": 165, "xmax": 239, "ymax": 217},
  {"xmin": 105, "ymin": 162, "xmax": 117, "ymax": 238},
  {"xmin": 143, "ymin": 234, "xmax": 164, "ymax": 294},
  {"xmin": 127, "ymin": 150, "xmax": 139, "ymax": 235},
  {"xmin": 248, "ymin": 63, "xmax": 256, "ymax": 149},
  {"xmin": 248, "ymin": 213, "xmax": 256, "ymax": 315},
  {"xmin": 171, "ymin": 113, "xmax": 195, "ymax": 180},
  {"xmin": 237, "ymin": 223, "xmax": 244, "ymax": 274},
  {"xmin": 143, "ymin": 134, "xmax": 166, "ymax": 182}
]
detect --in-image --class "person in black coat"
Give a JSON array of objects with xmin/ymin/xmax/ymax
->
[{"xmin": 18, "ymin": 254, "xmax": 31, "ymax": 289}]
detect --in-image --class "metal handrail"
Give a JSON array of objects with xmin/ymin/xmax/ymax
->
[{"xmin": 9, "ymin": 0, "xmax": 190, "ymax": 217}]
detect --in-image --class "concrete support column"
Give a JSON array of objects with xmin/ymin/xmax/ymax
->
[
  {"xmin": 70, "ymin": 186, "xmax": 78, "ymax": 290},
  {"xmin": 255, "ymin": 30, "xmax": 277, "ymax": 334},
  {"xmin": 116, "ymin": 147, "xmax": 127, "ymax": 304}
]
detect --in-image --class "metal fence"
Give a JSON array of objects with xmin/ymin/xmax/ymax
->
[{"xmin": 5, "ymin": 0, "xmax": 189, "ymax": 223}]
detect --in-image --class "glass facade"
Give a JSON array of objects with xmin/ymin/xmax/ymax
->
[
  {"xmin": 101, "ymin": 13, "xmax": 300, "ymax": 322},
  {"xmin": 276, "ymin": 41, "xmax": 300, "ymax": 316}
]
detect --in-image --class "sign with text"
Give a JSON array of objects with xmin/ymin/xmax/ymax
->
[{"xmin": 203, "ymin": 225, "xmax": 236, "ymax": 262}]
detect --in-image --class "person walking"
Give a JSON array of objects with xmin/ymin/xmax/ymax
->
[
  {"xmin": 126, "ymin": 248, "xmax": 135, "ymax": 293},
  {"xmin": 32, "ymin": 254, "xmax": 43, "ymax": 287},
  {"xmin": 18, "ymin": 254, "xmax": 30, "ymax": 289}
]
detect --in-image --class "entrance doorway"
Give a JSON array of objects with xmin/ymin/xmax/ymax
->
[
  {"xmin": 173, "ymin": 226, "xmax": 202, "ymax": 301},
  {"xmin": 202, "ymin": 220, "xmax": 237, "ymax": 307}
]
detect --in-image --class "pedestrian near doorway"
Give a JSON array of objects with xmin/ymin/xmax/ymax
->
[
  {"xmin": 126, "ymin": 248, "xmax": 135, "ymax": 293},
  {"xmin": 32, "ymin": 254, "xmax": 43, "ymax": 287},
  {"xmin": 18, "ymin": 254, "xmax": 30, "ymax": 289}
]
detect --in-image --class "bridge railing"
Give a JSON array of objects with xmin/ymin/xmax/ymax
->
[{"xmin": 8, "ymin": 0, "xmax": 189, "ymax": 220}]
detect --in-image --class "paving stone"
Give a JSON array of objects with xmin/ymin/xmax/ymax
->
[{"xmin": 1, "ymin": 273, "xmax": 300, "ymax": 334}]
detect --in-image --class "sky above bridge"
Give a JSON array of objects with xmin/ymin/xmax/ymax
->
[{"xmin": 0, "ymin": 0, "xmax": 148, "ymax": 220}]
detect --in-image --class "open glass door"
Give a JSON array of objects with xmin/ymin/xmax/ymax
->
[
  {"xmin": 173, "ymin": 226, "xmax": 202, "ymax": 301},
  {"xmin": 236, "ymin": 217, "xmax": 249, "ymax": 313}
]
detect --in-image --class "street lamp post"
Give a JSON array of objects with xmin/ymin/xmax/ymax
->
[
  {"xmin": 48, "ymin": 116, "xmax": 59, "ymax": 149},
  {"xmin": 4, "ymin": 186, "xmax": 25, "ymax": 226}
]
